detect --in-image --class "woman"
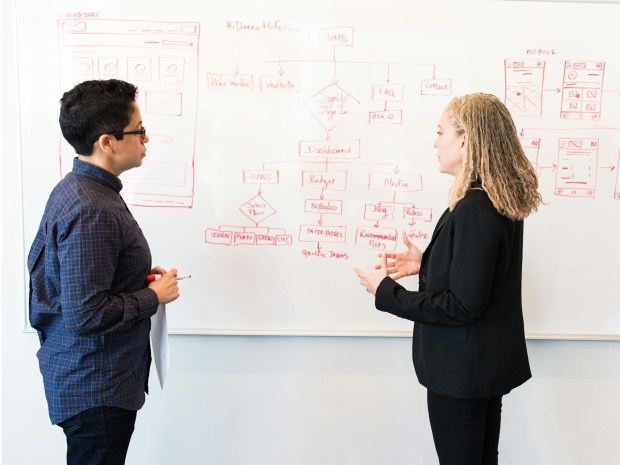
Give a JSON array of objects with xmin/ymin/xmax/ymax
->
[{"xmin": 354, "ymin": 93, "xmax": 542, "ymax": 465}]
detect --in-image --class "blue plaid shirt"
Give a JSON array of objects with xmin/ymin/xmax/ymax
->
[{"xmin": 28, "ymin": 158, "xmax": 159, "ymax": 424}]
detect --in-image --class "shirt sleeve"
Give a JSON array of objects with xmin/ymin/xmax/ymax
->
[
  {"xmin": 58, "ymin": 207, "xmax": 159, "ymax": 335},
  {"xmin": 375, "ymin": 198, "xmax": 503, "ymax": 326}
]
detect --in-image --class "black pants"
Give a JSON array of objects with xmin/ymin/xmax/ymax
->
[
  {"xmin": 427, "ymin": 390, "xmax": 503, "ymax": 465},
  {"xmin": 58, "ymin": 406, "xmax": 137, "ymax": 465}
]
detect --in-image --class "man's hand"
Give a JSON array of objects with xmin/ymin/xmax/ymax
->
[{"xmin": 148, "ymin": 268, "xmax": 180, "ymax": 304}]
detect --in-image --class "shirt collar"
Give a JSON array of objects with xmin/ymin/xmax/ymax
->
[{"xmin": 72, "ymin": 157, "xmax": 123, "ymax": 194}]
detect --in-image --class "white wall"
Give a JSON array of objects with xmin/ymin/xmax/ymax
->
[{"xmin": 3, "ymin": 2, "xmax": 620, "ymax": 464}]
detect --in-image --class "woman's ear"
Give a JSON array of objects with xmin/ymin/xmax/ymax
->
[{"xmin": 459, "ymin": 134, "xmax": 466, "ymax": 157}]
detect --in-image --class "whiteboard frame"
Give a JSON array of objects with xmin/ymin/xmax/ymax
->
[{"xmin": 13, "ymin": 0, "xmax": 620, "ymax": 343}]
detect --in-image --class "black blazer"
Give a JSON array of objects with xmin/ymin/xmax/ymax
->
[{"xmin": 375, "ymin": 189, "xmax": 531, "ymax": 398}]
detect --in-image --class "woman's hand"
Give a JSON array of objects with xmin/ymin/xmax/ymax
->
[
  {"xmin": 376, "ymin": 231, "xmax": 422, "ymax": 280},
  {"xmin": 354, "ymin": 253, "xmax": 389, "ymax": 296}
]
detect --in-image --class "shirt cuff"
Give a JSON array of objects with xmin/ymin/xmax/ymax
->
[{"xmin": 134, "ymin": 287, "xmax": 160, "ymax": 319}]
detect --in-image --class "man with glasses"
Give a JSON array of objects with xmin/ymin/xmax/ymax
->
[{"xmin": 28, "ymin": 79, "xmax": 181, "ymax": 465}]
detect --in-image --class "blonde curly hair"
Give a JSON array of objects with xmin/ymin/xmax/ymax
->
[{"xmin": 446, "ymin": 93, "xmax": 542, "ymax": 221}]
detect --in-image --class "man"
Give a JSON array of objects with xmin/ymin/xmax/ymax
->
[{"xmin": 28, "ymin": 79, "xmax": 180, "ymax": 465}]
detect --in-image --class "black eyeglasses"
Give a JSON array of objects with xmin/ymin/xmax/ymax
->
[{"xmin": 107, "ymin": 128, "xmax": 147, "ymax": 140}]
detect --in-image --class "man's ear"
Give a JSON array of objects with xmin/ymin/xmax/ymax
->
[{"xmin": 95, "ymin": 134, "xmax": 115, "ymax": 154}]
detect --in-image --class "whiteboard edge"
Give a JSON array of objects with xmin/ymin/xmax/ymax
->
[{"xmin": 167, "ymin": 328, "xmax": 620, "ymax": 341}]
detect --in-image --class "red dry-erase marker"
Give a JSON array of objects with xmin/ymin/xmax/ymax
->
[{"xmin": 146, "ymin": 274, "xmax": 192, "ymax": 282}]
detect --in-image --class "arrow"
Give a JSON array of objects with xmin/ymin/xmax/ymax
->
[
  {"xmin": 544, "ymin": 87, "xmax": 561, "ymax": 93},
  {"xmin": 598, "ymin": 165, "xmax": 616, "ymax": 171},
  {"xmin": 387, "ymin": 63, "xmax": 391, "ymax": 83},
  {"xmin": 539, "ymin": 164, "xmax": 557, "ymax": 172},
  {"xmin": 278, "ymin": 62, "xmax": 284, "ymax": 76}
]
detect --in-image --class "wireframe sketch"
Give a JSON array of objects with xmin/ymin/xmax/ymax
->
[
  {"xmin": 555, "ymin": 138, "xmax": 598, "ymax": 197},
  {"xmin": 560, "ymin": 61, "xmax": 605, "ymax": 121},
  {"xmin": 505, "ymin": 59, "xmax": 546, "ymax": 117},
  {"xmin": 57, "ymin": 19, "xmax": 200, "ymax": 207}
]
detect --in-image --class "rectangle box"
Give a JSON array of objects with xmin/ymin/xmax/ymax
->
[
  {"xmin": 146, "ymin": 90, "xmax": 183, "ymax": 116},
  {"xmin": 299, "ymin": 225, "xmax": 346, "ymax": 243},
  {"xmin": 243, "ymin": 170, "xmax": 279, "ymax": 184},
  {"xmin": 256, "ymin": 234, "xmax": 275, "ymax": 245},
  {"xmin": 319, "ymin": 27, "xmax": 354, "ymax": 46},
  {"xmin": 368, "ymin": 172, "xmax": 422, "ymax": 192},
  {"xmin": 420, "ymin": 79, "xmax": 452, "ymax": 96},
  {"xmin": 205, "ymin": 229, "xmax": 233, "ymax": 245},
  {"xmin": 299, "ymin": 139, "xmax": 360, "ymax": 159},
  {"xmin": 305, "ymin": 199, "xmax": 343, "ymax": 215},
  {"xmin": 121, "ymin": 161, "xmax": 187, "ymax": 187},
  {"xmin": 260, "ymin": 76, "xmax": 300, "ymax": 92},
  {"xmin": 275, "ymin": 235, "xmax": 293, "ymax": 246},
  {"xmin": 368, "ymin": 110, "xmax": 402, "ymax": 124},
  {"xmin": 355, "ymin": 227, "xmax": 398, "ymax": 251},
  {"xmin": 364, "ymin": 204, "xmax": 394, "ymax": 221},
  {"xmin": 403, "ymin": 207, "xmax": 432, "ymax": 222},
  {"xmin": 302, "ymin": 171, "xmax": 347, "ymax": 190},
  {"xmin": 207, "ymin": 73, "xmax": 254, "ymax": 91},
  {"xmin": 371, "ymin": 84, "xmax": 404, "ymax": 102},
  {"xmin": 234, "ymin": 232, "xmax": 256, "ymax": 245}
]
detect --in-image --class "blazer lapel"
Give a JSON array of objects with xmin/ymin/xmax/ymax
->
[
  {"xmin": 427, "ymin": 207, "xmax": 450, "ymax": 248},
  {"xmin": 418, "ymin": 207, "xmax": 450, "ymax": 288}
]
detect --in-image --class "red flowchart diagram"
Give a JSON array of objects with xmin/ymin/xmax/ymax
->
[
  {"xmin": 205, "ymin": 37, "xmax": 620, "ymax": 256},
  {"xmin": 204, "ymin": 26, "xmax": 444, "ymax": 256}
]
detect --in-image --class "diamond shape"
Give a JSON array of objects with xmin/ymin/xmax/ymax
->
[
  {"xmin": 239, "ymin": 194, "xmax": 276, "ymax": 224},
  {"xmin": 304, "ymin": 82, "xmax": 360, "ymax": 131}
]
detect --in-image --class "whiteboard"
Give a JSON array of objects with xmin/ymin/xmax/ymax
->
[{"xmin": 16, "ymin": 0, "xmax": 620, "ymax": 339}]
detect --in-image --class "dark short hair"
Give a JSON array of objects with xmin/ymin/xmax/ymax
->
[{"xmin": 59, "ymin": 79, "xmax": 138, "ymax": 155}]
